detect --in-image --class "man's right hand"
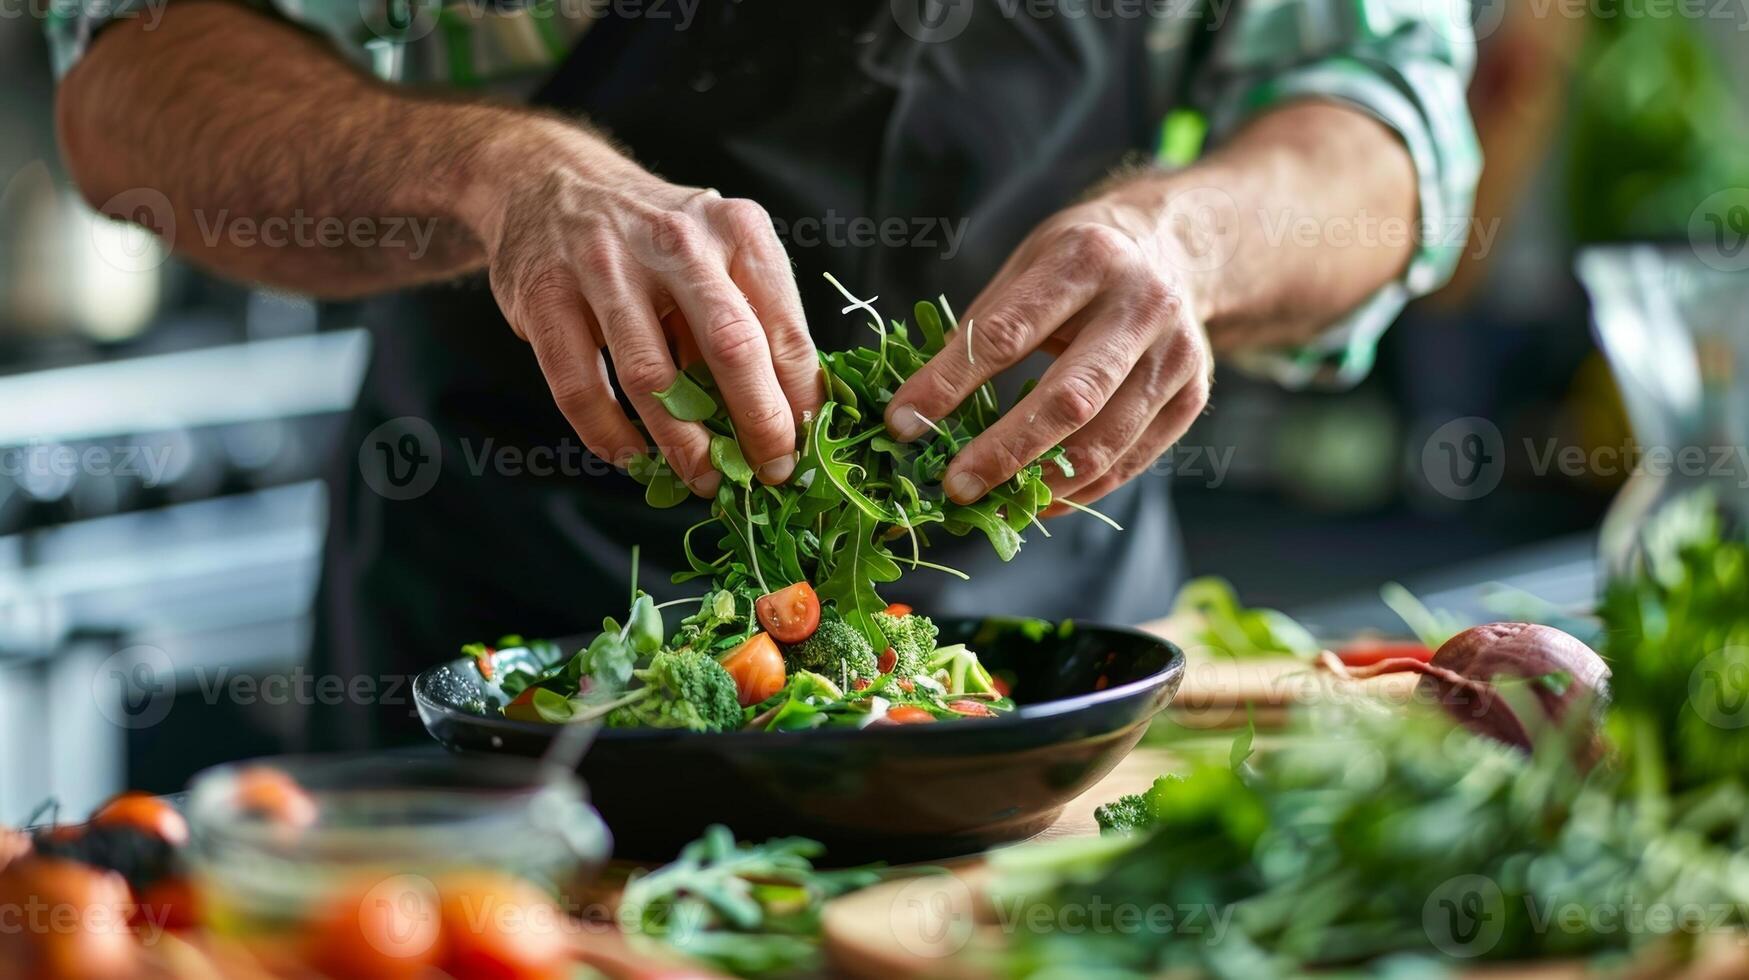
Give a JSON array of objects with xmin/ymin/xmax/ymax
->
[{"xmin": 468, "ymin": 125, "xmax": 824, "ymax": 497}]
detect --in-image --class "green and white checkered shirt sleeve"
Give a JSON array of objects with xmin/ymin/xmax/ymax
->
[
  {"xmin": 47, "ymin": 0, "xmax": 583, "ymax": 86},
  {"xmin": 1199, "ymin": 0, "xmax": 1482, "ymax": 389}
]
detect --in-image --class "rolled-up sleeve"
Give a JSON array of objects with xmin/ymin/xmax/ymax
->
[{"xmin": 1197, "ymin": 0, "xmax": 1483, "ymax": 388}]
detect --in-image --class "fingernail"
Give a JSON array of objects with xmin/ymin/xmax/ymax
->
[
  {"xmin": 889, "ymin": 403, "xmax": 927, "ymax": 441},
  {"xmin": 757, "ymin": 453, "xmax": 797, "ymax": 485},
  {"xmin": 690, "ymin": 471, "xmax": 721, "ymax": 497},
  {"xmin": 945, "ymin": 471, "xmax": 987, "ymax": 504}
]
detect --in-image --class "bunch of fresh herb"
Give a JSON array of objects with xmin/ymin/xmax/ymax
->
[
  {"xmin": 626, "ymin": 275, "xmax": 1102, "ymax": 651},
  {"xmin": 622, "ymin": 824, "xmax": 886, "ymax": 977}
]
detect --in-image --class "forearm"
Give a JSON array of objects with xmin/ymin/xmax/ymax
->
[
  {"xmin": 1111, "ymin": 101, "xmax": 1421, "ymax": 353},
  {"xmin": 55, "ymin": 0, "xmax": 622, "ymax": 298}
]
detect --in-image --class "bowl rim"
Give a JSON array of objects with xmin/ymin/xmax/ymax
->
[{"xmin": 414, "ymin": 618, "xmax": 1185, "ymax": 745}]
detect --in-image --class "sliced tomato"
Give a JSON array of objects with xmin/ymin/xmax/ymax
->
[
  {"xmin": 475, "ymin": 646, "xmax": 495, "ymax": 680},
  {"xmin": 722, "ymin": 633, "xmax": 787, "ymax": 707},
  {"xmin": 991, "ymin": 676, "xmax": 1012, "ymax": 698},
  {"xmin": 756, "ymin": 582, "xmax": 822, "ymax": 644},
  {"xmin": 947, "ymin": 699, "xmax": 995, "ymax": 717},
  {"xmin": 437, "ymin": 872, "xmax": 572, "ymax": 980},
  {"xmin": 877, "ymin": 647, "xmax": 898, "ymax": 674},
  {"xmin": 503, "ymin": 687, "xmax": 544, "ymax": 723},
  {"xmin": 851, "ymin": 678, "xmax": 871, "ymax": 692},
  {"xmin": 92, "ymin": 792, "xmax": 189, "ymax": 847},
  {"xmin": 882, "ymin": 705, "xmax": 935, "ymax": 725},
  {"xmin": 896, "ymin": 678, "xmax": 915, "ymax": 694},
  {"xmin": 1337, "ymin": 640, "xmax": 1435, "ymax": 669},
  {"xmin": 883, "ymin": 603, "xmax": 913, "ymax": 617}
]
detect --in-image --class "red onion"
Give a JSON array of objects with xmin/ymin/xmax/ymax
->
[{"xmin": 1333, "ymin": 623, "xmax": 1611, "ymax": 765}]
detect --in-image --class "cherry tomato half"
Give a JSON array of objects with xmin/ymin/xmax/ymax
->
[
  {"xmin": 721, "ymin": 633, "xmax": 787, "ymax": 707},
  {"xmin": 503, "ymin": 687, "xmax": 545, "ymax": 723},
  {"xmin": 883, "ymin": 603, "xmax": 913, "ymax": 617},
  {"xmin": 92, "ymin": 792, "xmax": 189, "ymax": 847},
  {"xmin": 877, "ymin": 648, "xmax": 898, "ymax": 674},
  {"xmin": 882, "ymin": 705, "xmax": 935, "ymax": 725},
  {"xmin": 755, "ymin": 582, "xmax": 821, "ymax": 644}
]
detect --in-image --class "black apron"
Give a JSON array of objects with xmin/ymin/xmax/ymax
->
[{"xmin": 311, "ymin": 1, "xmax": 1185, "ymax": 749}]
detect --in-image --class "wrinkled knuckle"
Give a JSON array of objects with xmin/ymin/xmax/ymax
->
[
  {"xmin": 1047, "ymin": 374, "xmax": 1103, "ymax": 429},
  {"xmin": 701, "ymin": 312, "xmax": 764, "ymax": 367},
  {"xmin": 579, "ymin": 238, "xmax": 625, "ymax": 284},
  {"xmin": 738, "ymin": 400, "xmax": 790, "ymax": 436},
  {"xmin": 598, "ymin": 303, "xmax": 645, "ymax": 340},
  {"xmin": 1131, "ymin": 275, "xmax": 1183, "ymax": 325},
  {"xmin": 616, "ymin": 350, "xmax": 673, "ymax": 396},
  {"xmin": 517, "ymin": 266, "xmax": 576, "ymax": 318},
  {"xmin": 1060, "ymin": 222, "xmax": 1131, "ymax": 269},
  {"xmin": 982, "ymin": 432, "xmax": 1031, "ymax": 478},
  {"xmin": 646, "ymin": 211, "xmax": 709, "ymax": 263},
  {"xmin": 717, "ymin": 198, "xmax": 774, "ymax": 241},
  {"xmin": 976, "ymin": 311, "xmax": 1032, "ymax": 365}
]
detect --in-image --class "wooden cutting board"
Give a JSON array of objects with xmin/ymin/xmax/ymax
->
[{"xmin": 1140, "ymin": 615, "xmax": 1420, "ymax": 729}]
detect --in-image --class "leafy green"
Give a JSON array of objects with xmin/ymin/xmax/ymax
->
[
  {"xmin": 623, "ymin": 825, "xmax": 886, "ymax": 977},
  {"xmin": 652, "ymin": 372, "xmax": 719, "ymax": 422},
  {"xmin": 635, "ymin": 277, "xmax": 1104, "ymax": 646},
  {"xmin": 1172, "ymin": 577, "xmax": 1320, "ymax": 659}
]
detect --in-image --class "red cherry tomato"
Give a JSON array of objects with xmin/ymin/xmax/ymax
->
[
  {"xmin": 1337, "ymin": 640, "xmax": 1435, "ymax": 669},
  {"xmin": 436, "ymin": 872, "xmax": 572, "ymax": 980},
  {"xmin": 0, "ymin": 858, "xmax": 139, "ymax": 978},
  {"xmin": 305, "ymin": 875, "xmax": 441, "ymax": 980},
  {"xmin": 135, "ymin": 875, "xmax": 201, "ymax": 932},
  {"xmin": 991, "ymin": 676, "xmax": 1012, "ymax": 698},
  {"xmin": 475, "ymin": 646, "xmax": 496, "ymax": 680},
  {"xmin": 896, "ymin": 678, "xmax": 915, "ymax": 694},
  {"xmin": 755, "ymin": 583, "xmax": 822, "ymax": 644},
  {"xmin": 503, "ymin": 687, "xmax": 545, "ymax": 723},
  {"xmin": 92, "ymin": 792, "xmax": 189, "ymax": 847},
  {"xmin": 882, "ymin": 705, "xmax": 935, "ymax": 725},
  {"xmin": 883, "ymin": 603, "xmax": 913, "ymax": 617},
  {"xmin": 877, "ymin": 648, "xmax": 898, "ymax": 674},
  {"xmin": 234, "ymin": 766, "xmax": 319, "ymax": 830},
  {"xmin": 722, "ymin": 633, "xmax": 787, "ymax": 707},
  {"xmin": 851, "ymin": 678, "xmax": 871, "ymax": 692},
  {"xmin": 947, "ymin": 700, "xmax": 995, "ymax": 717}
]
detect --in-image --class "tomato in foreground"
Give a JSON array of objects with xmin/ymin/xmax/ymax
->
[
  {"xmin": 1336, "ymin": 640, "xmax": 1435, "ymax": 669},
  {"xmin": 0, "ymin": 857, "xmax": 139, "ymax": 980},
  {"xmin": 92, "ymin": 792, "xmax": 189, "ymax": 847},
  {"xmin": 436, "ymin": 872, "xmax": 572, "ymax": 980},
  {"xmin": 882, "ymin": 705, "xmax": 935, "ymax": 725},
  {"xmin": 305, "ymin": 875, "xmax": 441, "ymax": 980},
  {"xmin": 754, "ymin": 582, "xmax": 822, "ymax": 644},
  {"xmin": 721, "ymin": 633, "xmax": 786, "ymax": 707}
]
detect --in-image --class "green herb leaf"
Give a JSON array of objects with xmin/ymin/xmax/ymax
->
[
  {"xmin": 710, "ymin": 435, "xmax": 755, "ymax": 486},
  {"xmin": 653, "ymin": 372, "xmax": 719, "ymax": 422}
]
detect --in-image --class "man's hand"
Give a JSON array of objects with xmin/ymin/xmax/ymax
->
[
  {"xmin": 884, "ymin": 102, "xmax": 1421, "ymax": 511},
  {"xmin": 886, "ymin": 192, "xmax": 1215, "ymax": 510},
  {"xmin": 473, "ymin": 130, "xmax": 823, "ymax": 497}
]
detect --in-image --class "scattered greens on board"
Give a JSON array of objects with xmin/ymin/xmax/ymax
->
[
  {"xmin": 624, "ymin": 824, "xmax": 889, "ymax": 978},
  {"xmin": 1002, "ymin": 516, "xmax": 1749, "ymax": 976},
  {"xmin": 1173, "ymin": 577, "xmax": 1459, "ymax": 658}
]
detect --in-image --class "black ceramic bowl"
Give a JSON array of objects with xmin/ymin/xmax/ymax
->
[{"xmin": 414, "ymin": 617, "xmax": 1183, "ymax": 862}]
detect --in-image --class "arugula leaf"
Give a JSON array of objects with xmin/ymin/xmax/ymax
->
[
  {"xmin": 815, "ymin": 507, "xmax": 902, "ymax": 650},
  {"xmin": 653, "ymin": 372, "xmax": 718, "ymax": 422}
]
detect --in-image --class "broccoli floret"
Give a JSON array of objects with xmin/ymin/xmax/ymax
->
[
  {"xmin": 606, "ymin": 650, "xmax": 742, "ymax": 732},
  {"xmin": 874, "ymin": 612, "xmax": 939, "ymax": 677},
  {"xmin": 1093, "ymin": 775, "xmax": 1184, "ymax": 834},
  {"xmin": 786, "ymin": 620, "xmax": 877, "ymax": 681}
]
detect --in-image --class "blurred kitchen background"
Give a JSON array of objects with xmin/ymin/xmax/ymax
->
[{"xmin": 3, "ymin": 6, "xmax": 1747, "ymax": 819}]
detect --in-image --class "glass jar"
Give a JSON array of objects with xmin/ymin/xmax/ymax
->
[
  {"xmin": 185, "ymin": 753, "xmax": 610, "ymax": 943},
  {"xmin": 1576, "ymin": 244, "xmax": 1749, "ymax": 578}
]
